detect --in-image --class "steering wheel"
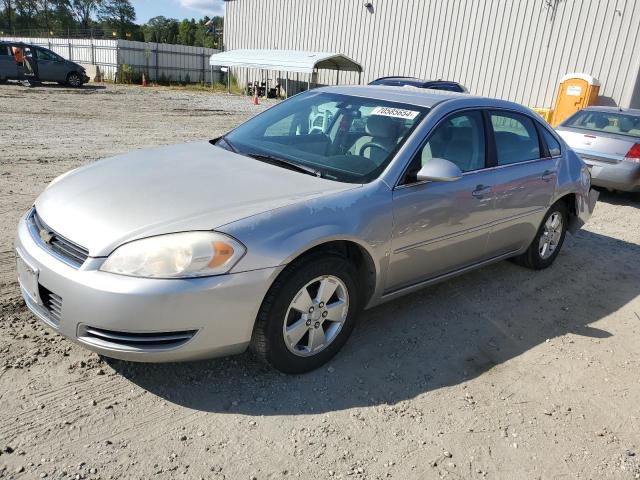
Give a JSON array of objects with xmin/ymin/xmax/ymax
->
[{"xmin": 357, "ymin": 141, "xmax": 391, "ymax": 158}]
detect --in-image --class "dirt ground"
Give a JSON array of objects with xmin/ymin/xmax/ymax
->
[{"xmin": 1, "ymin": 83, "xmax": 639, "ymax": 480}]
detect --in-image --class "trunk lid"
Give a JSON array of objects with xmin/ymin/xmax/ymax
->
[{"xmin": 556, "ymin": 127, "xmax": 637, "ymax": 164}]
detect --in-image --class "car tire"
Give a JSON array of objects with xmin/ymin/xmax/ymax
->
[
  {"xmin": 66, "ymin": 72, "xmax": 83, "ymax": 88},
  {"xmin": 513, "ymin": 200, "xmax": 568, "ymax": 270},
  {"xmin": 251, "ymin": 254, "xmax": 362, "ymax": 374}
]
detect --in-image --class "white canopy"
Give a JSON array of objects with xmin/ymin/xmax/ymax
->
[{"xmin": 209, "ymin": 49, "xmax": 362, "ymax": 74}]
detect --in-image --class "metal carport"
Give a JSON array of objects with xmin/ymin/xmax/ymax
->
[{"xmin": 209, "ymin": 49, "xmax": 363, "ymax": 97}]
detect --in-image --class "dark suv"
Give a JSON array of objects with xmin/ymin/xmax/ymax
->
[
  {"xmin": 369, "ymin": 76, "xmax": 468, "ymax": 93},
  {"xmin": 0, "ymin": 41, "xmax": 89, "ymax": 87}
]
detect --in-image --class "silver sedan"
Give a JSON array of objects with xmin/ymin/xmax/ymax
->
[
  {"xmin": 15, "ymin": 86, "xmax": 596, "ymax": 373},
  {"xmin": 556, "ymin": 106, "xmax": 640, "ymax": 192}
]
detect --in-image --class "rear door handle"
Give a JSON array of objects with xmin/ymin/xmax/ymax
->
[
  {"xmin": 542, "ymin": 169, "xmax": 557, "ymax": 182},
  {"xmin": 471, "ymin": 185, "xmax": 492, "ymax": 198}
]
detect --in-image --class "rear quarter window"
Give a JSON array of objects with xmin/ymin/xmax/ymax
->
[{"xmin": 540, "ymin": 127, "xmax": 561, "ymax": 156}]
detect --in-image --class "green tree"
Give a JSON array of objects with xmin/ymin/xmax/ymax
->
[
  {"xmin": 1, "ymin": 0, "xmax": 15, "ymax": 31},
  {"xmin": 177, "ymin": 18, "xmax": 195, "ymax": 46},
  {"xmin": 69, "ymin": 0, "xmax": 101, "ymax": 30},
  {"xmin": 192, "ymin": 15, "xmax": 223, "ymax": 49},
  {"xmin": 98, "ymin": 0, "xmax": 134, "ymax": 38},
  {"xmin": 142, "ymin": 15, "xmax": 179, "ymax": 44}
]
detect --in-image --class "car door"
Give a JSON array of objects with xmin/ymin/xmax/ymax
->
[
  {"xmin": 485, "ymin": 110, "xmax": 558, "ymax": 255},
  {"xmin": 35, "ymin": 47, "xmax": 67, "ymax": 82},
  {"xmin": 0, "ymin": 44, "xmax": 18, "ymax": 79},
  {"xmin": 386, "ymin": 110, "xmax": 501, "ymax": 292}
]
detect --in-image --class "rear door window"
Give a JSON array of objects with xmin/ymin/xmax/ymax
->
[{"xmin": 490, "ymin": 111, "xmax": 541, "ymax": 165}]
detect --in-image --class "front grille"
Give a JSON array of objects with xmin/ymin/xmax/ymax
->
[
  {"xmin": 29, "ymin": 210, "xmax": 89, "ymax": 267},
  {"xmin": 78, "ymin": 325, "xmax": 197, "ymax": 351},
  {"xmin": 39, "ymin": 284, "xmax": 62, "ymax": 324}
]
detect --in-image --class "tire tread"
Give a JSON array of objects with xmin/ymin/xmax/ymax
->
[
  {"xmin": 250, "ymin": 252, "xmax": 359, "ymax": 373},
  {"xmin": 514, "ymin": 200, "xmax": 568, "ymax": 270}
]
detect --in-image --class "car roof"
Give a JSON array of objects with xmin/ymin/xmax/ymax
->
[
  {"xmin": 374, "ymin": 76, "xmax": 423, "ymax": 81},
  {"xmin": 373, "ymin": 76, "xmax": 457, "ymax": 84},
  {"xmin": 317, "ymin": 84, "xmax": 533, "ymax": 113},
  {"xmin": 0, "ymin": 41, "xmax": 36, "ymax": 47},
  {"xmin": 581, "ymin": 105, "xmax": 640, "ymax": 116}
]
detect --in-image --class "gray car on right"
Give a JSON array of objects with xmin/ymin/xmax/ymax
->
[{"xmin": 556, "ymin": 107, "xmax": 640, "ymax": 193}]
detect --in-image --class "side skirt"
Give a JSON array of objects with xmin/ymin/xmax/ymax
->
[{"xmin": 373, "ymin": 249, "xmax": 521, "ymax": 306}]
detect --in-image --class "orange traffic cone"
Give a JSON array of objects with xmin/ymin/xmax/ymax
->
[
  {"xmin": 253, "ymin": 91, "xmax": 259, "ymax": 105},
  {"xmin": 142, "ymin": 73, "xmax": 147, "ymax": 87}
]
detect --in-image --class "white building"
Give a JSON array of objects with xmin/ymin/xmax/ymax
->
[{"xmin": 224, "ymin": 0, "xmax": 640, "ymax": 109}]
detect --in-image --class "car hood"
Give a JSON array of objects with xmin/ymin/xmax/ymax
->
[{"xmin": 35, "ymin": 141, "xmax": 357, "ymax": 256}]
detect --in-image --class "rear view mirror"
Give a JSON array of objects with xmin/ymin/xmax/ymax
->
[{"xmin": 416, "ymin": 158, "xmax": 463, "ymax": 182}]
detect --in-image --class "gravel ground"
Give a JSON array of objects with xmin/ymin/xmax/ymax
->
[{"xmin": 1, "ymin": 82, "xmax": 640, "ymax": 480}]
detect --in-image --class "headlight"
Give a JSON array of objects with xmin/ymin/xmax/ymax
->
[{"xmin": 100, "ymin": 232, "xmax": 245, "ymax": 278}]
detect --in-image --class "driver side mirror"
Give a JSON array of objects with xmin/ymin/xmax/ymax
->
[{"xmin": 416, "ymin": 158, "xmax": 463, "ymax": 182}]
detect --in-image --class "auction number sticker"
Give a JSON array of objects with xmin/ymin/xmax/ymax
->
[{"xmin": 371, "ymin": 106, "xmax": 419, "ymax": 120}]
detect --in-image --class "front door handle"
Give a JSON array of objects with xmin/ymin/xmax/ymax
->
[
  {"xmin": 471, "ymin": 185, "xmax": 492, "ymax": 198},
  {"xmin": 542, "ymin": 169, "xmax": 557, "ymax": 182}
]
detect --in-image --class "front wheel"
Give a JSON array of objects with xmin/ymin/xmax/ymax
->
[
  {"xmin": 66, "ymin": 72, "xmax": 83, "ymax": 88},
  {"xmin": 251, "ymin": 255, "xmax": 361, "ymax": 373},
  {"xmin": 513, "ymin": 201, "xmax": 568, "ymax": 270}
]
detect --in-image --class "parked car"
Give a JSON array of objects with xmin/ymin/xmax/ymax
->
[
  {"xmin": 15, "ymin": 86, "xmax": 596, "ymax": 373},
  {"xmin": 369, "ymin": 76, "xmax": 468, "ymax": 93},
  {"xmin": 556, "ymin": 106, "xmax": 640, "ymax": 193},
  {"xmin": 0, "ymin": 41, "xmax": 89, "ymax": 87}
]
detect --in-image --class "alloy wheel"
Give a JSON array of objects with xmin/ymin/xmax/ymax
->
[
  {"xmin": 68, "ymin": 74, "xmax": 82, "ymax": 87},
  {"xmin": 538, "ymin": 211, "xmax": 563, "ymax": 259},
  {"xmin": 283, "ymin": 275, "xmax": 349, "ymax": 357}
]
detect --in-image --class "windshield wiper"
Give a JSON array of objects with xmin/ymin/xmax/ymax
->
[{"xmin": 245, "ymin": 153, "xmax": 322, "ymax": 177}]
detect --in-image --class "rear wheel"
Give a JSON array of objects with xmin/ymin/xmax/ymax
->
[
  {"xmin": 66, "ymin": 72, "xmax": 83, "ymax": 88},
  {"xmin": 514, "ymin": 201, "xmax": 568, "ymax": 270},
  {"xmin": 251, "ymin": 255, "xmax": 361, "ymax": 373}
]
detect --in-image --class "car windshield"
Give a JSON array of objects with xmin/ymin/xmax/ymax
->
[
  {"xmin": 562, "ymin": 110, "xmax": 640, "ymax": 138},
  {"xmin": 220, "ymin": 91, "xmax": 428, "ymax": 183}
]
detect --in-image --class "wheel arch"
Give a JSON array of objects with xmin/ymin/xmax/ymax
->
[
  {"xmin": 278, "ymin": 237, "xmax": 379, "ymax": 307},
  {"xmin": 554, "ymin": 192, "xmax": 581, "ymax": 233}
]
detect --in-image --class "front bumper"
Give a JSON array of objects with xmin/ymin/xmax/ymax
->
[{"xmin": 15, "ymin": 211, "xmax": 281, "ymax": 362}]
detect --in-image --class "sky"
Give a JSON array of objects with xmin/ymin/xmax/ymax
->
[{"xmin": 131, "ymin": 0, "xmax": 225, "ymax": 23}]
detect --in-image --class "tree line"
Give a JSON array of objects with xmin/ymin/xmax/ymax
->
[{"xmin": 0, "ymin": 0, "xmax": 223, "ymax": 49}]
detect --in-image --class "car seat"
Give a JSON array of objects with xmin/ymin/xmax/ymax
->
[
  {"xmin": 618, "ymin": 117, "xmax": 634, "ymax": 133},
  {"xmin": 349, "ymin": 115, "xmax": 399, "ymax": 164},
  {"xmin": 420, "ymin": 122, "xmax": 478, "ymax": 171}
]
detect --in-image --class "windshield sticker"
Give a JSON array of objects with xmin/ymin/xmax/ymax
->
[{"xmin": 371, "ymin": 106, "xmax": 419, "ymax": 120}]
